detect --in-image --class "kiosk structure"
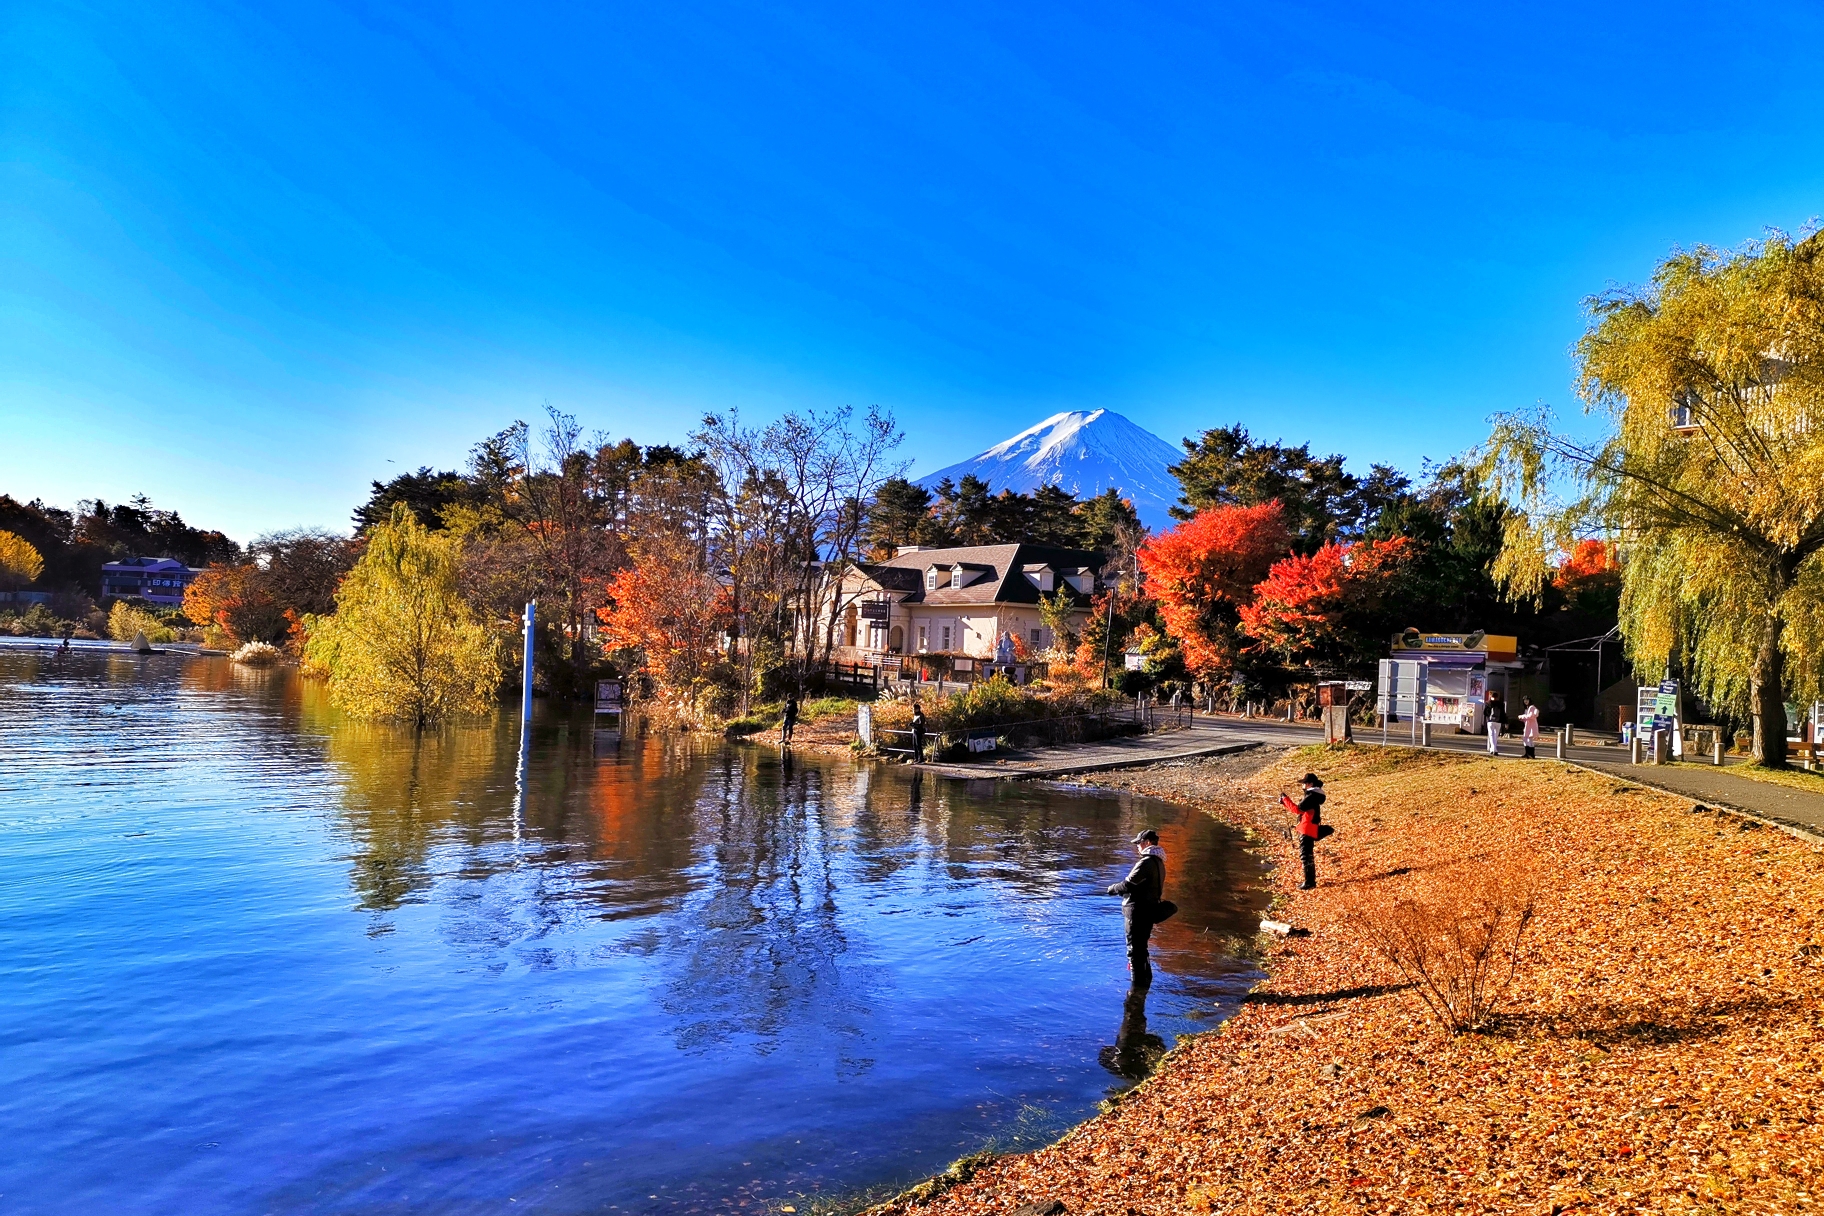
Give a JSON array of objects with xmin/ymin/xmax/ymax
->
[{"xmin": 1387, "ymin": 630, "xmax": 1523, "ymax": 734}]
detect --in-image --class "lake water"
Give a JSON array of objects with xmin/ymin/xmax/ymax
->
[{"xmin": 0, "ymin": 645, "xmax": 1267, "ymax": 1214}]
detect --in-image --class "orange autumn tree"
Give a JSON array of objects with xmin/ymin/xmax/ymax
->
[
  {"xmin": 1137, "ymin": 502, "xmax": 1291, "ymax": 679},
  {"xmin": 1552, "ymin": 538, "xmax": 1622, "ymax": 616},
  {"xmin": 1239, "ymin": 537, "xmax": 1414, "ymax": 669},
  {"xmin": 183, "ymin": 564, "xmax": 287, "ymax": 644},
  {"xmin": 596, "ymin": 531, "xmax": 731, "ymax": 713}
]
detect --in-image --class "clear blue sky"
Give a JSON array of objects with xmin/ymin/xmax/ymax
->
[{"xmin": 5, "ymin": 1, "xmax": 1823, "ymax": 540}]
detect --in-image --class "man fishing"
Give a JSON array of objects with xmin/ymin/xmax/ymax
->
[{"xmin": 1106, "ymin": 829, "xmax": 1171, "ymax": 988}]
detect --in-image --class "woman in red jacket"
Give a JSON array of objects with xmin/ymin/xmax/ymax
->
[{"xmin": 1280, "ymin": 773, "xmax": 1326, "ymax": 890}]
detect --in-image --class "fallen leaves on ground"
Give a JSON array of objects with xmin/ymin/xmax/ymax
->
[{"xmin": 870, "ymin": 745, "xmax": 1824, "ymax": 1215}]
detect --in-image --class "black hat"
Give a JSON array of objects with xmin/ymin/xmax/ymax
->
[
  {"xmin": 1131, "ymin": 829, "xmax": 1159, "ymax": 845},
  {"xmin": 1300, "ymin": 773, "xmax": 1323, "ymax": 786}
]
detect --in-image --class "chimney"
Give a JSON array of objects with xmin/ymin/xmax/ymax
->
[{"xmin": 895, "ymin": 545, "xmax": 923, "ymax": 556}]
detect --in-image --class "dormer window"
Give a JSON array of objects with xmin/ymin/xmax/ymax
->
[
  {"xmin": 951, "ymin": 568, "xmax": 963, "ymax": 589},
  {"xmin": 926, "ymin": 568, "xmax": 939, "ymax": 592}
]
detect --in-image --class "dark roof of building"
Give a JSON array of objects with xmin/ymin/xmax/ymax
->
[
  {"xmin": 101, "ymin": 557, "xmax": 198, "ymax": 573},
  {"xmin": 853, "ymin": 543, "xmax": 1104, "ymax": 608}
]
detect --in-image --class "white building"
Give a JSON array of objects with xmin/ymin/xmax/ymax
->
[{"xmin": 816, "ymin": 543, "xmax": 1104, "ymax": 665}]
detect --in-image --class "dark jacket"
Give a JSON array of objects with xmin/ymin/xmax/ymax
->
[
  {"xmin": 1108, "ymin": 848, "xmax": 1165, "ymax": 910},
  {"xmin": 1485, "ymin": 698, "xmax": 1506, "ymax": 725},
  {"xmin": 1281, "ymin": 788, "xmax": 1325, "ymax": 838}
]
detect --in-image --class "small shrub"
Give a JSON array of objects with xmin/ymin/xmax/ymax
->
[
  {"xmin": 19, "ymin": 603, "xmax": 62, "ymax": 637},
  {"xmin": 108, "ymin": 601, "xmax": 174, "ymax": 644},
  {"xmin": 230, "ymin": 640, "xmax": 283, "ymax": 666},
  {"xmin": 1346, "ymin": 852, "xmax": 1539, "ymax": 1033}
]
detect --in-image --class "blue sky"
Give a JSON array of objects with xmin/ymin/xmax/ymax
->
[{"xmin": 5, "ymin": 1, "xmax": 1823, "ymax": 540}]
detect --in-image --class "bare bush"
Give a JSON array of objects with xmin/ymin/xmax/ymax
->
[{"xmin": 1346, "ymin": 853, "xmax": 1539, "ymax": 1033}]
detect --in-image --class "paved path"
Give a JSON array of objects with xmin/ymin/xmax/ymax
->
[{"xmin": 916, "ymin": 711, "xmax": 1824, "ymax": 840}]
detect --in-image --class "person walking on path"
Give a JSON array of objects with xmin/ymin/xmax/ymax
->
[
  {"xmin": 1279, "ymin": 773, "xmax": 1327, "ymax": 890},
  {"xmin": 1484, "ymin": 692, "xmax": 1507, "ymax": 755},
  {"xmin": 1519, "ymin": 696, "xmax": 1540, "ymax": 759},
  {"xmin": 910, "ymin": 703, "xmax": 927, "ymax": 763},
  {"xmin": 1107, "ymin": 830, "xmax": 1168, "ymax": 988},
  {"xmin": 780, "ymin": 694, "xmax": 799, "ymax": 747}
]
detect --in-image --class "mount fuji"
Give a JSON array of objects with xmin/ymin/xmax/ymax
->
[{"xmin": 917, "ymin": 409, "xmax": 1185, "ymax": 531}]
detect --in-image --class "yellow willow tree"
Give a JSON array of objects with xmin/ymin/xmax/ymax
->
[
  {"xmin": 1482, "ymin": 232, "xmax": 1824, "ymax": 766},
  {"xmin": 304, "ymin": 504, "xmax": 501, "ymax": 727}
]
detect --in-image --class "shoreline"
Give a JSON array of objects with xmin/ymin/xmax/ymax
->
[{"xmin": 859, "ymin": 744, "xmax": 1824, "ymax": 1215}]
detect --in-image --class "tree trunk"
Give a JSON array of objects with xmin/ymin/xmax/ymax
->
[{"xmin": 1751, "ymin": 608, "xmax": 1787, "ymax": 769}]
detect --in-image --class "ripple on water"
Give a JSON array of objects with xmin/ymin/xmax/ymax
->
[{"xmin": 0, "ymin": 646, "xmax": 1266, "ymax": 1214}]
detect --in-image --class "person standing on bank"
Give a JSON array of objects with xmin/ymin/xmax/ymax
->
[
  {"xmin": 1107, "ymin": 830, "xmax": 1170, "ymax": 987},
  {"xmin": 1279, "ymin": 773, "xmax": 1327, "ymax": 890},
  {"xmin": 1484, "ymin": 691, "xmax": 1507, "ymax": 755},
  {"xmin": 910, "ymin": 703, "xmax": 927, "ymax": 763},
  {"xmin": 1519, "ymin": 696, "xmax": 1540, "ymax": 759},
  {"xmin": 780, "ymin": 693, "xmax": 799, "ymax": 747}
]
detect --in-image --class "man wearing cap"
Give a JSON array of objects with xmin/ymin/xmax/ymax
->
[
  {"xmin": 1107, "ymin": 830, "xmax": 1167, "ymax": 987},
  {"xmin": 1279, "ymin": 773, "xmax": 1327, "ymax": 890}
]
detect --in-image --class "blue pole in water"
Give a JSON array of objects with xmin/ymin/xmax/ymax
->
[{"xmin": 521, "ymin": 600, "xmax": 536, "ymax": 724}]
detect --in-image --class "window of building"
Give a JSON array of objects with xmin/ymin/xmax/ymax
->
[
  {"xmin": 941, "ymin": 625, "xmax": 952, "ymax": 650},
  {"xmin": 1031, "ymin": 629, "xmax": 1043, "ymax": 647},
  {"xmin": 917, "ymin": 625, "xmax": 928, "ymax": 652},
  {"xmin": 926, "ymin": 570, "xmax": 937, "ymax": 591},
  {"xmin": 951, "ymin": 568, "xmax": 962, "ymax": 589}
]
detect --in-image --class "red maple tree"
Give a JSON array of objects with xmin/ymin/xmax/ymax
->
[
  {"xmin": 596, "ymin": 533, "xmax": 730, "ymax": 702},
  {"xmin": 1137, "ymin": 502, "xmax": 1291, "ymax": 678},
  {"xmin": 1238, "ymin": 536, "xmax": 1413, "ymax": 668}
]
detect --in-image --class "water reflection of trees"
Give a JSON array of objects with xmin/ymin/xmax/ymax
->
[
  {"xmin": 651, "ymin": 748, "xmax": 882, "ymax": 1064},
  {"xmin": 322, "ymin": 717, "xmax": 510, "ymax": 916}
]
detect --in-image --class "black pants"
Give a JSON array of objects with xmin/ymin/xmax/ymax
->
[
  {"xmin": 1123, "ymin": 905, "xmax": 1154, "ymax": 986},
  {"xmin": 912, "ymin": 731, "xmax": 925, "ymax": 762},
  {"xmin": 1300, "ymin": 834, "xmax": 1316, "ymax": 888}
]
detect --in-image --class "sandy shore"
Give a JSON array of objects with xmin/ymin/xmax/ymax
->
[{"xmin": 862, "ymin": 744, "xmax": 1824, "ymax": 1215}]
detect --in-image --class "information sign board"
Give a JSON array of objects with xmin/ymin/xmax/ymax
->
[
  {"xmin": 594, "ymin": 680, "xmax": 623, "ymax": 713},
  {"xmin": 1376, "ymin": 659, "xmax": 1427, "ymax": 719},
  {"xmin": 858, "ymin": 600, "xmax": 890, "ymax": 621}
]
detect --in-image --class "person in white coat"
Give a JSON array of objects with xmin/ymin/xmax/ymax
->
[{"xmin": 1519, "ymin": 696, "xmax": 1541, "ymax": 759}]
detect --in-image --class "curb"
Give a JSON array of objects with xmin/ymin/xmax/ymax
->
[
  {"xmin": 916, "ymin": 740, "xmax": 1262, "ymax": 782},
  {"xmin": 1561, "ymin": 760, "xmax": 1824, "ymax": 845}
]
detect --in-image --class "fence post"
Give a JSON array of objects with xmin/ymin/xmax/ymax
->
[
  {"xmin": 1713, "ymin": 731, "xmax": 1723, "ymax": 766},
  {"xmin": 1555, "ymin": 728, "xmax": 1564, "ymax": 760},
  {"xmin": 1630, "ymin": 733, "xmax": 1643, "ymax": 765},
  {"xmin": 1420, "ymin": 720, "xmax": 1431, "ymax": 747}
]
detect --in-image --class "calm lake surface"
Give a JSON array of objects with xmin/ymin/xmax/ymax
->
[{"xmin": 0, "ymin": 645, "xmax": 1267, "ymax": 1214}]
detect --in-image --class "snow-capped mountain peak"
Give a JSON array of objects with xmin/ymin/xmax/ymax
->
[{"xmin": 917, "ymin": 409, "xmax": 1184, "ymax": 531}]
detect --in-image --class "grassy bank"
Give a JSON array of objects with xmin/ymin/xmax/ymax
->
[{"xmin": 873, "ymin": 745, "xmax": 1824, "ymax": 1215}]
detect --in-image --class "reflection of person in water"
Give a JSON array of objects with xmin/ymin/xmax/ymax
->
[
  {"xmin": 908, "ymin": 770, "xmax": 923, "ymax": 814},
  {"xmin": 1097, "ymin": 985, "xmax": 1167, "ymax": 1081}
]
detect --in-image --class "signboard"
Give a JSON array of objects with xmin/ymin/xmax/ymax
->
[
  {"xmin": 856, "ymin": 704, "xmax": 873, "ymax": 746},
  {"xmin": 1392, "ymin": 631, "xmax": 1519, "ymax": 659},
  {"xmin": 953, "ymin": 657, "xmax": 974, "ymax": 673},
  {"xmin": 594, "ymin": 680, "xmax": 624, "ymax": 713},
  {"xmin": 1124, "ymin": 652, "xmax": 1145, "ymax": 671},
  {"xmin": 966, "ymin": 729, "xmax": 997, "ymax": 753},
  {"xmin": 1343, "ymin": 679, "xmax": 1372, "ymax": 692},
  {"xmin": 1638, "ymin": 680, "xmax": 1683, "ymax": 758},
  {"xmin": 858, "ymin": 600, "xmax": 890, "ymax": 621},
  {"xmin": 1376, "ymin": 659, "xmax": 1427, "ymax": 719}
]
